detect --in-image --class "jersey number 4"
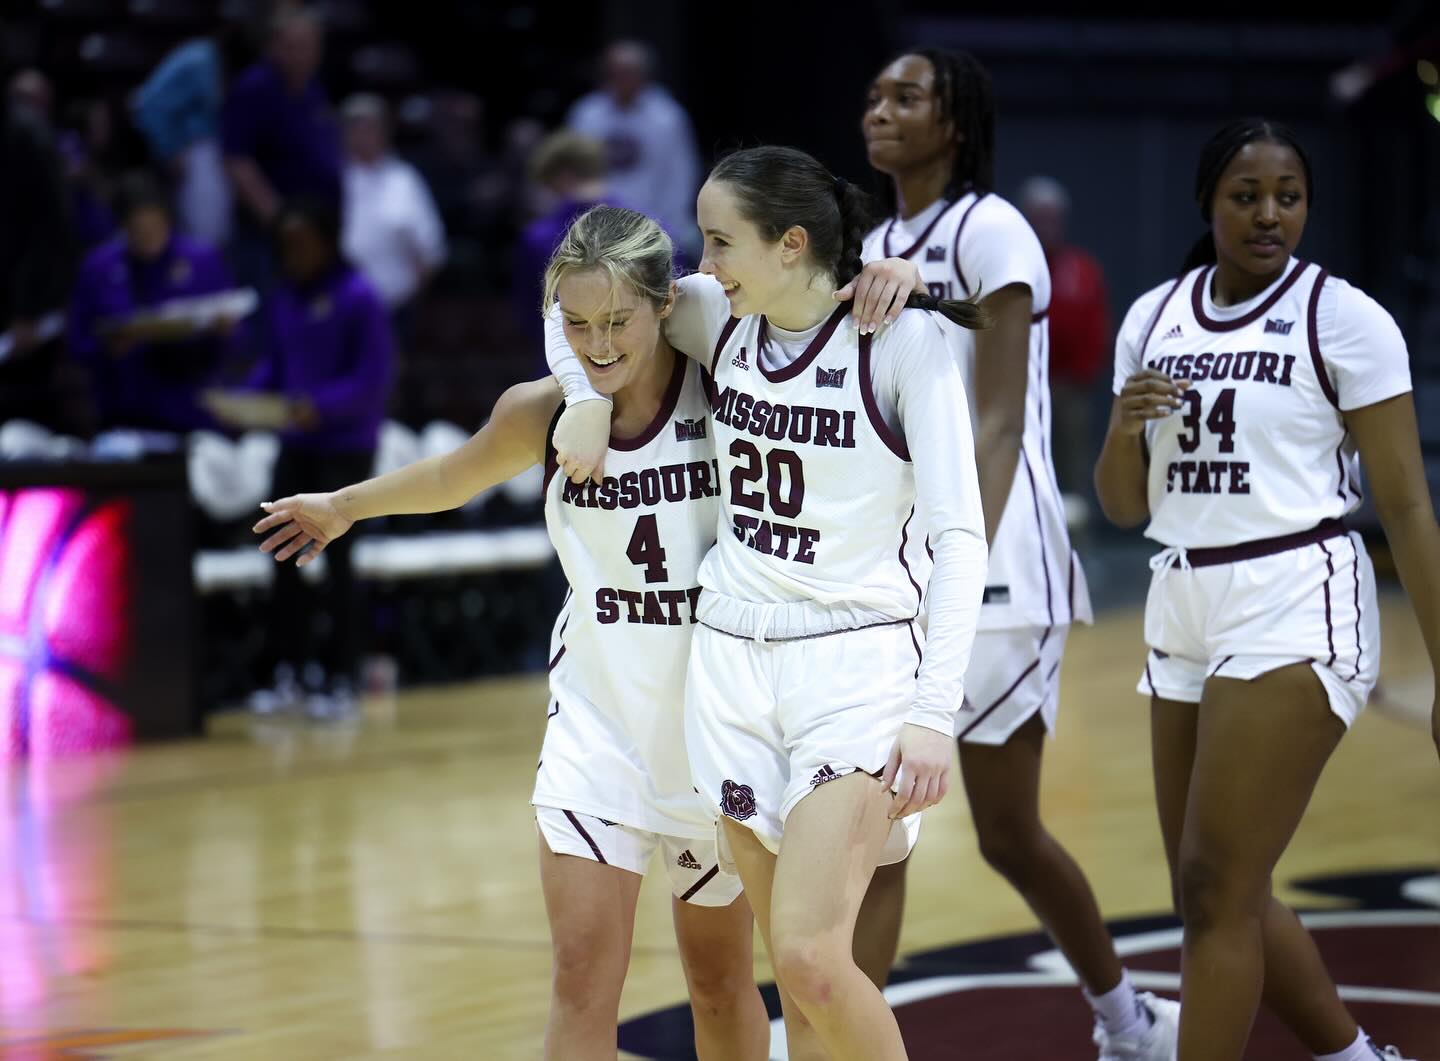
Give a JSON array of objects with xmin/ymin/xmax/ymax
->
[
  {"xmin": 1176, "ymin": 387, "xmax": 1237, "ymax": 454},
  {"xmin": 626, "ymin": 514, "xmax": 669, "ymax": 583}
]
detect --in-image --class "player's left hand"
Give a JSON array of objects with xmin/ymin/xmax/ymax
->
[
  {"xmin": 882, "ymin": 723, "xmax": 953, "ymax": 818},
  {"xmin": 834, "ymin": 257, "xmax": 924, "ymax": 335},
  {"xmin": 553, "ymin": 398, "xmax": 612, "ymax": 484}
]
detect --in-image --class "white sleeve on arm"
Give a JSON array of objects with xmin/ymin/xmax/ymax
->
[
  {"xmin": 1316, "ymin": 278, "xmax": 1413, "ymax": 411},
  {"xmin": 662, "ymin": 273, "xmax": 734, "ymax": 361},
  {"xmin": 1112, "ymin": 286, "xmax": 1166, "ymax": 395},
  {"xmin": 957, "ymin": 198, "xmax": 1045, "ymax": 301},
  {"xmin": 544, "ymin": 305, "xmax": 608, "ymax": 406},
  {"xmin": 886, "ymin": 314, "xmax": 988, "ymax": 734}
]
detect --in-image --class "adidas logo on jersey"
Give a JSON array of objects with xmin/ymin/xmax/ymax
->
[
  {"xmin": 925, "ymin": 244, "xmax": 946, "ymax": 262},
  {"xmin": 731, "ymin": 346, "xmax": 749, "ymax": 370},
  {"xmin": 810, "ymin": 764, "xmax": 841, "ymax": 788},
  {"xmin": 815, "ymin": 366, "xmax": 847, "ymax": 389},
  {"xmin": 1264, "ymin": 317, "xmax": 1295, "ymax": 335},
  {"xmin": 674, "ymin": 417, "xmax": 707, "ymax": 442},
  {"xmin": 1161, "ymin": 324, "xmax": 1183, "ymax": 340},
  {"xmin": 676, "ymin": 849, "xmax": 703, "ymax": 870}
]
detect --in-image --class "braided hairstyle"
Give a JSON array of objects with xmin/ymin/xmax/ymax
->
[
  {"xmin": 1181, "ymin": 117, "xmax": 1314, "ymax": 272},
  {"xmin": 709, "ymin": 146, "xmax": 989, "ymax": 331}
]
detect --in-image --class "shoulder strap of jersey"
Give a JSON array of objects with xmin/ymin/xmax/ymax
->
[
  {"xmin": 542, "ymin": 401, "xmax": 566, "ymax": 493},
  {"xmin": 1305, "ymin": 267, "xmax": 1338, "ymax": 409},
  {"xmin": 857, "ymin": 329, "xmax": 910, "ymax": 461},
  {"xmin": 709, "ymin": 316, "xmax": 742, "ymax": 377},
  {"xmin": 1136, "ymin": 272, "xmax": 1189, "ymax": 363}
]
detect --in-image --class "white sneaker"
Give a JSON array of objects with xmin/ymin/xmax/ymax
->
[
  {"xmin": 1369, "ymin": 1043, "xmax": 1415, "ymax": 1061},
  {"xmin": 1093, "ymin": 992, "xmax": 1179, "ymax": 1061}
]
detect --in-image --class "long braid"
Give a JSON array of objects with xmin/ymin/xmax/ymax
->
[{"xmin": 911, "ymin": 47, "xmax": 996, "ymax": 196}]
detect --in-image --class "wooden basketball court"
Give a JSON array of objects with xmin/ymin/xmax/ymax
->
[{"xmin": 3, "ymin": 597, "xmax": 1436, "ymax": 1059}]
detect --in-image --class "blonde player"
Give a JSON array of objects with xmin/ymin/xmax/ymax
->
[
  {"xmin": 548, "ymin": 146, "xmax": 988, "ymax": 1061},
  {"xmin": 1096, "ymin": 117, "xmax": 1439, "ymax": 1061},
  {"xmin": 853, "ymin": 47, "xmax": 1180, "ymax": 1061},
  {"xmin": 253, "ymin": 206, "xmax": 769, "ymax": 1061}
]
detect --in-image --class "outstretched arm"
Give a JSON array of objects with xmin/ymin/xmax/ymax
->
[{"xmin": 254, "ymin": 379, "xmax": 561, "ymax": 565}]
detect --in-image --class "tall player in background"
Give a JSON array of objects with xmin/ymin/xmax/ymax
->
[
  {"xmin": 1096, "ymin": 118, "xmax": 1438, "ymax": 1061},
  {"xmin": 253, "ymin": 206, "xmax": 768, "ymax": 1061},
  {"xmin": 548, "ymin": 146, "xmax": 988, "ymax": 1061},
  {"xmin": 856, "ymin": 49, "xmax": 1180, "ymax": 1061}
]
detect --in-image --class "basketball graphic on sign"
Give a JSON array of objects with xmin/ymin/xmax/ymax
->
[{"xmin": 0, "ymin": 488, "xmax": 136, "ymax": 761}]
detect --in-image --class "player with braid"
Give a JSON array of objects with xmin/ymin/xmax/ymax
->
[
  {"xmin": 854, "ymin": 47, "xmax": 1181, "ymax": 1060},
  {"xmin": 547, "ymin": 144, "xmax": 990, "ymax": 1060}
]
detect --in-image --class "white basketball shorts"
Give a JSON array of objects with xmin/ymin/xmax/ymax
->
[
  {"xmin": 535, "ymin": 806, "xmax": 744, "ymax": 907},
  {"xmin": 956, "ymin": 625, "xmax": 1069, "ymax": 744},
  {"xmin": 1139, "ymin": 525, "xmax": 1379, "ymax": 726},
  {"xmin": 684, "ymin": 620, "xmax": 924, "ymax": 866}
]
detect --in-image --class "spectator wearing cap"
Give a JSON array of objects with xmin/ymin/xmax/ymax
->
[
  {"xmin": 566, "ymin": 40, "xmax": 700, "ymax": 261},
  {"xmin": 340, "ymin": 93, "xmax": 446, "ymax": 321},
  {"xmin": 68, "ymin": 173, "xmax": 244, "ymax": 434}
]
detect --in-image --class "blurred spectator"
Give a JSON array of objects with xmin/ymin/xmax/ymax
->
[
  {"xmin": 566, "ymin": 40, "xmax": 700, "ymax": 261},
  {"xmin": 222, "ymin": 6, "xmax": 340, "ymax": 291},
  {"xmin": 0, "ymin": 70, "xmax": 77, "ymax": 432},
  {"xmin": 58, "ymin": 97, "xmax": 121, "ymax": 250},
  {"xmin": 1020, "ymin": 176, "xmax": 1112, "ymax": 497},
  {"xmin": 132, "ymin": 26, "xmax": 251, "ymax": 248},
  {"xmin": 207, "ymin": 198, "xmax": 393, "ymax": 718},
  {"xmin": 511, "ymin": 131, "xmax": 614, "ymax": 355},
  {"xmin": 67, "ymin": 174, "xmax": 246, "ymax": 434},
  {"xmin": 341, "ymin": 94, "xmax": 446, "ymax": 316}
]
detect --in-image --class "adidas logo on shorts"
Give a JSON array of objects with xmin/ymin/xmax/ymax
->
[
  {"xmin": 676, "ymin": 849, "xmax": 702, "ymax": 870},
  {"xmin": 1161, "ymin": 323, "xmax": 1183, "ymax": 340},
  {"xmin": 810, "ymin": 764, "xmax": 841, "ymax": 788}
]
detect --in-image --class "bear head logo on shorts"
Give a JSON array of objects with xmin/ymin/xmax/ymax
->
[{"xmin": 720, "ymin": 780, "xmax": 757, "ymax": 821}]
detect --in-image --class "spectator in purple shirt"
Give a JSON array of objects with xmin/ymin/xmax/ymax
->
[
  {"xmin": 211, "ymin": 197, "xmax": 393, "ymax": 717},
  {"xmin": 222, "ymin": 6, "xmax": 339, "ymax": 292},
  {"xmin": 68, "ymin": 173, "xmax": 243, "ymax": 434}
]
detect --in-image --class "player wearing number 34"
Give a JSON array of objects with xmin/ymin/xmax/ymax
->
[{"xmin": 1095, "ymin": 118, "xmax": 1440, "ymax": 1061}]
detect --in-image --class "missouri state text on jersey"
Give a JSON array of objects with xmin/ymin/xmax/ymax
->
[
  {"xmin": 559, "ymin": 458, "xmax": 720, "ymax": 626},
  {"xmin": 707, "ymin": 381, "xmax": 858, "ymax": 566},
  {"xmin": 1146, "ymin": 347, "xmax": 1298, "ymax": 497}
]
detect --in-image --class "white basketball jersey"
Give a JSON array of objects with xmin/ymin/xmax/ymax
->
[
  {"xmin": 537, "ymin": 356, "xmax": 720, "ymax": 835},
  {"xmin": 1125, "ymin": 259, "xmax": 1364, "ymax": 548},
  {"xmin": 863, "ymin": 192, "xmax": 1091, "ymax": 630},
  {"xmin": 696, "ymin": 305, "xmax": 932, "ymax": 640}
]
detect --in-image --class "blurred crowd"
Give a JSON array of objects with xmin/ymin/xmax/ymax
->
[{"xmin": 0, "ymin": 5, "xmax": 704, "ymax": 449}]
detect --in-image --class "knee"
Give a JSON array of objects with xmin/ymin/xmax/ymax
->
[
  {"xmin": 683, "ymin": 952, "xmax": 754, "ymax": 1014},
  {"xmin": 1176, "ymin": 849, "xmax": 1265, "ymax": 933},
  {"xmin": 974, "ymin": 813, "xmax": 1045, "ymax": 885},
  {"xmin": 550, "ymin": 936, "xmax": 617, "ymax": 1010},
  {"xmin": 771, "ymin": 935, "xmax": 842, "ymax": 1013}
]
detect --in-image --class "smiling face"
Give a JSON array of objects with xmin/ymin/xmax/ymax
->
[
  {"xmin": 1209, "ymin": 140, "xmax": 1309, "ymax": 283},
  {"xmin": 556, "ymin": 267, "xmax": 671, "ymax": 396},
  {"xmin": 696, "ymin": 179, "xmax": 797, "ymax": 318},
  {"xmin": 861, "ymin": 54, "xmax": 956, "ymax": 178}
]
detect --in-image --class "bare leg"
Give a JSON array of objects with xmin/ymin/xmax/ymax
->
[
  {"xmin": 723, "ymin": 819, "xmax": 825, "ymax": 1061},
  {"xmin": 768, "ymin": 772, "xmax": 909, "ymax": 1060},
  {"xmin": 1151, "ymin": 665, "xmax": 1356, "ymax": 1060},
  {"xmin": 672, "ymin": 891, "xmax": 770, "ymax": 1061},
  {"xmin": 854, "ymin": 858, "xmax": 907, "ymax": 988},
  {"xmin": 537, "ymin": 834, "xmax": 643, "ymax": 1061},
  {"xmin": 960, "ymin": 713, "xmax": 1126, "ymax": 994}
]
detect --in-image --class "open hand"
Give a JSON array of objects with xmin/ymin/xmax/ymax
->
[{"xmin": 253, "ymin": 493, "xmax": 352, "ymax": 566}]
